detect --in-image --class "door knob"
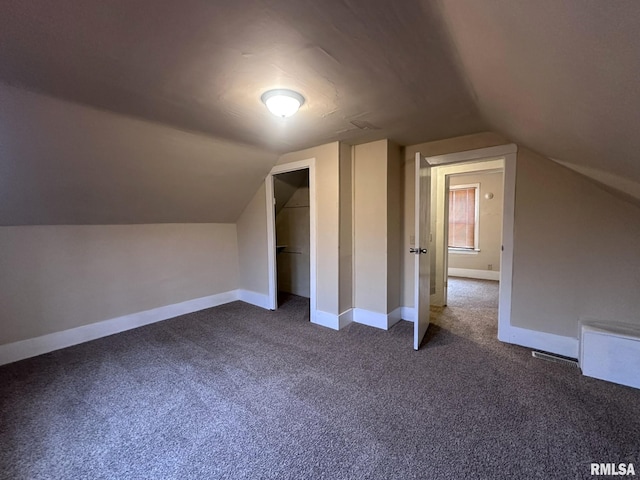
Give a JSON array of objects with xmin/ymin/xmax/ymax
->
[{"xmin": 409, "ymin": 248, "xmax": 427, "ymax": 254}]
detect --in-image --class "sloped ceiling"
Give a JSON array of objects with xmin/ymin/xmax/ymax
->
[
  {"xmin": 274, "ymin": 170, "xmax": 309, "ymax": 215},
  {"xmin": 0, "ymin": 85, "xmax": 277, "ymax": 225},
  {"xmin": 0, "ymin": 0, "xmax": 483, "ymax": 152},
  {"xmin": 1, "ymin": 0, "xmax": 639, "ymax": 224},
  {"xmin": 436, "ymin": 0, "xmax": 640, "ymax": 185}
]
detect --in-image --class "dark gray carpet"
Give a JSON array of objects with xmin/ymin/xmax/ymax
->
[{"xmin": 1, "ymin": 279, "xmax": 639, "ymax": 479}]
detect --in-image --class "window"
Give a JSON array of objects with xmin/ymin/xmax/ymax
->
[{"xmin": 448, "ymin": 184, "xmax": 479, "ymax": 250}]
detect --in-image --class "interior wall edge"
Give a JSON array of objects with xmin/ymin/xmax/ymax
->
[{"xmin": 313, "ymin": 310, "xmax": 340, "ymax": 331}]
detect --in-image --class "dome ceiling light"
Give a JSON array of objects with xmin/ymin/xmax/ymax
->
[{"xmin": 261, "ymin": 89, "xmax": 305, "ymax": 118}]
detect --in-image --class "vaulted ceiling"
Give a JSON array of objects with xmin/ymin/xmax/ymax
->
[
  {"xmin": 0, "ymin": 0, "xmax": 484, "ymax": 152},
  {"xmin": 1, "ymin": 0, "xmax": 639, "ymax": 223},
  {"xmin": 438, "ymin": 0, "xmax": 640, "ymax": 190}
]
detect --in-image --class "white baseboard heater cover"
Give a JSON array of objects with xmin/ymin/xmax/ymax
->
[{"xmin": 580, "ymin": 322, "xmax": 640, "ymax": 389}]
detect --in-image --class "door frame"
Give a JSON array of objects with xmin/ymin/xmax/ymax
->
[
  {"xmin": 265, "ymin": 158, "xmax": 317, "ymax": 322},
  {"xmin": 424, "ymin": 144, "xmax": 517, "ymax": 341},
  {"xmin": 433, "ymin": 160, "xmax": 505, "ymax": 306}
]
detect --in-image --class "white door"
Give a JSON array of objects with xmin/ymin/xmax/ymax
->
[{"xmin": 413, "ymin": 152, "xmax": 432, "ymax": 350}]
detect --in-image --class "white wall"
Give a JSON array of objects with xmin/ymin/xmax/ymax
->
[
  {"xmin": 0, "ymin": 224, "xmax": 239, "ymax": 346},
  {"xmin": 448, "ymin": 171, "xmax": 503, "ymax": 272}
]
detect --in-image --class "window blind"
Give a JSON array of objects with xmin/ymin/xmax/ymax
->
[{"xmin": 448, "ymin": 187, "xmax": 476, "ymax": 248}]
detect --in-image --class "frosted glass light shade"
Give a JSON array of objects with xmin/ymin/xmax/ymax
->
[{"xmin": 261, "ymin": 89, "xmax": 305, "ymax": 118}]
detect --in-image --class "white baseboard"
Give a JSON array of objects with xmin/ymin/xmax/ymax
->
[
  {"xmin": 312, "ymin": 309, "xmax": 354, "ymax": 330},
  {"xmin": 0, "ymin": 290, "xmax": 240, "ymax": 366},
  {"xmin": 449, "ymin": 268, "xmax": 500, "ymax": 281},
  {"xmin": 353, "ymin": 308, "xmax": 388, "ymax": 329},
  {"xmin": 498, "ymin": 323, "xmax": 578, "ymax": 359},
  {"xmin": 237, "ymin": 289, "xmax": 271, "ymax": 310},
  {"xmin": 352, "ymin": 308, "xmax": 407, "ymax": 330},
  {"xmin": 313, "ymin": 310, "xmax": 340, "ymax": 330},
  {"xmin": 580, "ymin": 322, "xmax": 640, "ymax": 389},
  {"xmin": 388, "ymin": 307, "xmax": 402, "ymax": 328},
  {"xmin": 338, "ymin": 309, "xmax": 353, "ymax": 329},
  {"xmin": 401, "ymin": 307, "xmax": 415, "ymax": 323}
]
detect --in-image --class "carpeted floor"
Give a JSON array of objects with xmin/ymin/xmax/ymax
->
[{"xmin": 1, "ymin": 278, "xmax": 639, "ymax": 479}]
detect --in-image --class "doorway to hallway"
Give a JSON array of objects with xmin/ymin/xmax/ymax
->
[{"xmin": 445, "ymin": 167, "xmax": 504, "ymax": 311}]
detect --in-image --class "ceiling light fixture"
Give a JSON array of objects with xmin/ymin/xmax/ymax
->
[{"xmin": 261, "ymin": 89, "xmax": 305, "ymax": 118}]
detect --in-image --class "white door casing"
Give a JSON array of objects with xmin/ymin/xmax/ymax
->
[
  {"xmin": 424, "ymin": 144, "xmax": 517, "ymax": 347},
  {"xmin": 265, "ymin": 158, "xmax": 317, "ymax": 324}
]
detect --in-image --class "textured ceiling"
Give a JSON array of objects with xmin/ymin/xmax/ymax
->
[
  {"xmin": 0, "ymin": 0, "xmax": 484, "ymax": 152},
  {"xmin": 437, "ymin": 0, "xmax": 640, "ymax": 185},
  {"xmin": 0, "ymin": 85, "xmax": 277, "ymax": 225},
  {"xmin": 1, "ymin": 0, "xmax": 639, "ymax": 224}
]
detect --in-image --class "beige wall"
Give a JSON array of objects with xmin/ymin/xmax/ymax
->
[
  {"xmin": 387, "ymin": 141, "xmax": 403, "ymax": 312},
  {"xmin": 279, "ymin": 142, "xmax": 341, "ymax": 315},
  {"xmin": 353, "ymin": 140, "xmax": 389, "ymax": 314},
  {"xmin": 448, "ymin": 171, "xmax": 503, "ymax": 271},
  {"xmin": 352, "ymin": 139, "xmax": 403, "ymax": 315},
  {"xmin": 236, "ymin": 141, "xmax": 344, "ymax": 315},
  {"xmin": 511, "ymin": 149, "xmax": 640, "ymax": 337},
  {"xmin": 237, "ymin": 184, "xmax": 270, "ymax": 296},
  {"xmin": 339, "ymin": 143, "xmax": 353, "ymax": 314},
  {"xmin": 0, "ymin": 224, "xmax": 239, "ymax": 345},
  {"xmin": 8, "ymin": 132, "xmax": 635, "ymax": 353},
  {"xmin": 276, "ymin": 185, "xmax": 310, "ymax": 297}
]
